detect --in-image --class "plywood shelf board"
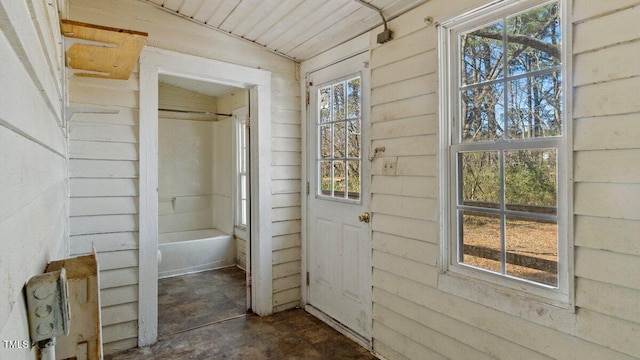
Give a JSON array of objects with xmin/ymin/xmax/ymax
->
[{"xmin": 62, "ymin": 20, "xmax": 148, "ymax": 80}]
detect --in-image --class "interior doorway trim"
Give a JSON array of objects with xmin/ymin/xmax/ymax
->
[{"xmin": 138, "ymin": 46, "xmax": 273, "ymax": 346}]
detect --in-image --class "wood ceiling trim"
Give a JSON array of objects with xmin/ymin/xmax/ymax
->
[{"xmin": 61, "ymin": 20, "xmax": 148, "ymax": 80}]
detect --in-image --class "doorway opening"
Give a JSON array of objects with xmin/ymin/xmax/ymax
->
[
  {"xmin": 155, "ymin": 74, "xmax": 250, "ymax": 338},
  {"xmin": 138, "ymin": 47, "xmax": 273, "ymax": 346}
]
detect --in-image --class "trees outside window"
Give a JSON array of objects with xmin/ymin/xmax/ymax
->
[{"xmin": 445, "ymin": 0, "xmax": 566, "ymax": 289}]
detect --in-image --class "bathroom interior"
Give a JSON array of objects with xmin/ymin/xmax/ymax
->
[{"xmin": 156, "ymin": 74, "xmax": 250, "ymax": 337}]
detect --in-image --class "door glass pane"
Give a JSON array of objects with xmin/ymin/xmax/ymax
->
[
  {"xmin": 505, "ymin": 215, "xmax": 557, "ymax": 286},
  {"xmin": 320, "ymin": 86, "xmax": 331, "ymax": 123},
  {"xmin": 316, "ymin": 75, "xmax": 362, "ymax": 201},
  {"xmin": 347, "ymin": 77, "xmax": 361, "ymax": 119},
  {"xmin": 319, "ymin": 124, "xmax": 331, "ymax": 159},
  {"xmin": 347, "ymin": 160, "xmax": 360, "ymax": 200},
  {"xmin": 333, "ymin": 82, "xmax": 346, "ymax": 121},
  {"xmin": 334, "ymin": 122, "xmax": 346, "ymax": 158},
  {"xmin": 460, "ymin": 210, "xmax": 502, "ymax": 274},
  {"xmin": 347, "ymin": 120, "xmax": 360, "ymax": 159}
]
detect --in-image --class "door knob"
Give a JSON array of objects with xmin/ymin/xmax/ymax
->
[{"xmin": 358, "ymin": 212, "xmax": 370, "ymax": 223}]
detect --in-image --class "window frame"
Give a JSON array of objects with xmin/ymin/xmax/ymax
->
[
  {"xmin": 235, "ymin": 114, "xmax": 249, "ymax": 230},
  {"xmin": 438, "ymin": 0, "xmax": 573, "ymax": 308}
]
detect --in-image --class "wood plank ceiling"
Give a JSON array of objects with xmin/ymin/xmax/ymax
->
[{"xmin": 140, "ymin": 0, "xmax": 428, "ymax": 61}]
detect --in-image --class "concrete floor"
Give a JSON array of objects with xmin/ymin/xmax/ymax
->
[{"xmin": 106, "ymin": 267, "xmax": 377, "ymax": 359}]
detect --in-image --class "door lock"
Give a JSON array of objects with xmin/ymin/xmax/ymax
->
[{"xmin": 358, "ymin": 212, "xmax": 370, "ymax": 223}]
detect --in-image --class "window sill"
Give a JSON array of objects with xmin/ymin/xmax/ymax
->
[{"xmin": 437, "ymin": 271, "xmax": 576, "ymax": 333}]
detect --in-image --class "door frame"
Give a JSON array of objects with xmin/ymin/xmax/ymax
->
[
  {"xmin": 138, "ymin": 47, "xmax": 273, "ymax": 346},
  {"xmin": 300, "ymin": 34, "xmax": 371, "ymax": 347}
]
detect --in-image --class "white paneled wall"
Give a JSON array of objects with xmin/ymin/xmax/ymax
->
[
  {"xmin": 68, "ymin": 0, "xmax": 300, "ymax": 352},
  {"xmin": 0, "ymin": 1, "xmax": 66, "ymax": 359},
  {"xmin": 68, "ymin": 71, "xmax": 141, "ymax": 353}
]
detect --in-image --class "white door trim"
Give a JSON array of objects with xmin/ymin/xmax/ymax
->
[
  {"xmin": 300, "ymin": 33, "xmax": 369, "ymax": 308},
  {"xmin": 138, "ymin": 46, "xmax": 273, "ymax": 346}
]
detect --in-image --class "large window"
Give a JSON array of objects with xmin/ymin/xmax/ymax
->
[{"xmin": 441, "ymin": 0, "xmax": 569, "ymax": 299}]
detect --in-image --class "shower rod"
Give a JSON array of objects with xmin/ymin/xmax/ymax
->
[{"xmin": 158, "ymin": 108, "xmax": 233, "ymax": 117}]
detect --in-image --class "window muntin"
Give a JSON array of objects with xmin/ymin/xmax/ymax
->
[
  {"xmin": 451, "ymin": 1, "xmax": 562, "ymax": 289},
  {"xmin": 317, "ymin": 76, "xmax": 362, "ymax": 201},
  {"xmin": 237, "ymin": 118, "xmax": 248, "ymax": 228}
]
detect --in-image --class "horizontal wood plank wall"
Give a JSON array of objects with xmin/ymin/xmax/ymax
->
[
  {"xmin": 68, "ymin": 0, "xmax": 301, "ymax": 351},
  {"xmin": 0, "ymin": 0, "xmax": 66, "ymax": 359},
  {"xmin": 68, "ymin": 70, "xmax": 141, "ymax": 355},
  {"xmin": 367, "ymin": 0, "xmax": 640, "ymax": 359}
]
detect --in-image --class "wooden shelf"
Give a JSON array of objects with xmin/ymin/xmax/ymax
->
[{"xmin": 62, "ymin": 20, "xmax": 148, "ymax": 80}]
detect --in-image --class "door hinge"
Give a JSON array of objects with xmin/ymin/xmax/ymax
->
[
  {"xmin": 248, "ymin": 276, "xmax": 252, "ymax": 286},
  {"xmin": 306, "ymin": 181, "xmax": 310, "ymax": 195},
  {"xmin": 245, "ymin": 117, "xmax": 250, "ymax": 128},
  {"xmin": 306, "ymin": 89, "xmax": 310, "ymax": 106},
  {"xmin": 306, "ymin": 272, "xmax": 310, "ymax": 286}
]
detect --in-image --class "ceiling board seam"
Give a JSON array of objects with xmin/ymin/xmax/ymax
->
[{"xmin": 140, "ymin": 0, "xmax": 299, "ymax": 62}]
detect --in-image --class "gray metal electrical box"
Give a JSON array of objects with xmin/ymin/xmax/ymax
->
[{"xmin": 26, "ymin": 269, "xmax": 71, "ymax": 342}]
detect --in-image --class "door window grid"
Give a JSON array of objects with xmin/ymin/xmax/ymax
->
[
  {"xmin": 317, "ymin": 76, "xmax": 362, "ymax": 201},
  {"xmin": 448, "ymin": 0, "xmax": 564, "ymax": 289}
]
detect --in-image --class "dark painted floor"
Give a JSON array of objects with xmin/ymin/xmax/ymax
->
[
  {"xmin": 158, "ymin": 267, "xmax": 247, "ymax": 338},
  {"xmin": 106, "ymin": 267, "xmax": 377, "ymax": 359}
]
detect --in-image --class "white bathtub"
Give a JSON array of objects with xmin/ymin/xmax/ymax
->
[{"xmin": 158, "ymin": 229, "xmax": 235, "ymax": 278}]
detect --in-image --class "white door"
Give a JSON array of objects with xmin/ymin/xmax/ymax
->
[{"xmin": 307, "ymin": 52, "xmax": 371, "ymax": 340}]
